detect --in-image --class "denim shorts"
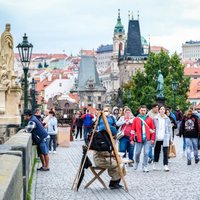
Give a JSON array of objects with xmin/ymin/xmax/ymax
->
[{"xmin": 39, "ymin": 138, "xmax": 50, "ymax": 155}]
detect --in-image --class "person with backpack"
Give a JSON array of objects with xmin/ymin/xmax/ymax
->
[
  {"xmin": 92, "ymin": 107, "xmax": 122, "ymax": 189},
  {"xmin": 179, "ymin": 109, "xmax": 199, "ymax": 165},
  {"xmin": 81, "ymin": 110, "xmax": 94, "ymax": 145}
]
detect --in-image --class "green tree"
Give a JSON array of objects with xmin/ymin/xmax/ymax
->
[{"xmin": 122, "ymin": 50, "xmax": 190, "ymax": 112}]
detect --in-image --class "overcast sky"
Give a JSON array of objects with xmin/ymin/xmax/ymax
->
[{"xmin": 0, "ymin": 0, "xmax": 200, "ymax": 55}]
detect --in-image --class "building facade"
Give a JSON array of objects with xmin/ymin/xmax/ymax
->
[
  {"xmin": 182, "ymin": 41, "xmax": 200, "ymax": 61},
  {"xmin": 72, "ymin": 55, "xmax": 106, "ymax": 109}
]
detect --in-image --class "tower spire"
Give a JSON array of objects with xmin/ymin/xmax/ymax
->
[
  {"xmin": 148, "ymin": 35, "xmax": 151, "ymax": 54},
  {"xmin": 118, "ymin": 9, "xmax": 120, "ymax": 19},
  {"xmin": 131, "ymin": 11, "xmax": 134, "ymax": 20},
  {"xmin": 128, "ymin": 10, "xmax": 130, "ymax": 20},
  {"xmin": 137, "ymin": 10, "xmax": 139, "ymax": 20}
]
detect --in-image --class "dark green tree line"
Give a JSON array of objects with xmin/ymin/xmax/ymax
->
[{"xmin": 122, "ymin": 50, "xmax": 190, "ymax": 112}]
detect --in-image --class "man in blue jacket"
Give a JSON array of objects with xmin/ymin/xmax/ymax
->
[{"xmin": 24, "ymin": 109, "xmax": 50, "ymax": 171}]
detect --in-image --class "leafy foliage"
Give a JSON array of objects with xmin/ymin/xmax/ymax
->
[{"xmin": 122, "ymin": 50, "xmax": 190, "ymax": 112}]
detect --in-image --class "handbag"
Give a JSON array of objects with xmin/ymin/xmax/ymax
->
[
  {"xmin": 116, "ymin": 124, "xmax": 127, "ymax": 140},
  {"xmin": 169, "ymin": 143, "xmax": 176, "ymax": 158}
]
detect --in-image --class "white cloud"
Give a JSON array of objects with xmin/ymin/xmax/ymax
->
[{"xmin": 0, "ymin": 0, "xmax": 199, "ymax": 54}]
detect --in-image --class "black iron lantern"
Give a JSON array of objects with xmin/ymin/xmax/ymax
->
[
  {"xmin": 172, "ymin": 80, "xmax": 178, "ymax": 93},
  {"xmin": 17, "ymin": 33, "xmax": 33, "ymax": 68}
]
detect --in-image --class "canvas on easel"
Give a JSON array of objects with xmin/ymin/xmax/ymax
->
[{"xmin": 71, "ymin": 111, "xmax": 128, "ymax": 192}]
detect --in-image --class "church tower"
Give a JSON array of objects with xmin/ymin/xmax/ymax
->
[
  {"xmin": 111, "ymin": 9, "xmax": 126, "ymax": 93},
  {"xmin": 118, "ymin": 11, "xmax": 148, "ymax": 86},
  {"xmin": 113, "ymin": 9, "xmax": 126, "ymax": 61}
]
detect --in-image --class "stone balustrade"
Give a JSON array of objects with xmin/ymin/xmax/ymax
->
[{"xmin": 0, "ymin": 130, "xmax": 34, "ymax": 200}]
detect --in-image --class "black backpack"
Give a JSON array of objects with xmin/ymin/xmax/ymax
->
[{"xmin": 90, "ymin": 130, "xmax": 113, "ymax": 152}]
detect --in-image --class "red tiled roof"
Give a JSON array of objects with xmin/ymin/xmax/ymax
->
[
  {"xmin": 184, "ymin": 67, "xmax": 200, "ymax": 76},
  {"xmin": 80, "ymin": 50, "xmax": 96, "ymax": 56},
  {"xmin": 188, "ymin": 79, "xmax": 200, "ymax": 99},
  {"xmin": 69, "ymin": 93, "xmax": 79, "ymax": 103},
  {"xmin": 150, "ymin": 46, "xmax": 169, "ymax": 53}
]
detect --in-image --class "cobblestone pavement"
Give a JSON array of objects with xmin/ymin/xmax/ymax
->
[{"xmin": 33, "ymin": 136, "xmax": 200, "ymax": 200}]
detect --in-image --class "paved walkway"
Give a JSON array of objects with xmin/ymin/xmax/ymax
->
[{"xmin": 33, "ymin": 136, "xmax": 200, "ymax": 200}]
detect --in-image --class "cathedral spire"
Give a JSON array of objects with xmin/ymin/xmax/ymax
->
[
  {"xmin": 114, "ymin": 9, "xmax": 125, "ymax": 34},
  {"xmin": 128, "ymin": 10, "xmax": 130, "ymax": 20},
  {"xmin": 137, "ymin": 10, "xmax": 140, "ymax": 20}
]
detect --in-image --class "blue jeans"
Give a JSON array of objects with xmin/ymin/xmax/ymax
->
[
  {"xmin": 148, "ymin": 144, "xmax": 154, "ymax": 160},
  {"xmin": 135, "ymin": 140, "xmax": 151, "ymax": 168},
  {"xmin": 183, "ymin": 137, "xmax": 186, "ymax": 151},
  {"xmin": 119, "ymin": 136, "xmax": 134, "ymax": 160},
  {"xmin": 49, "ymin": 135, "xmax": 57, "ymax": 151},
  {"xmin": 84, "ymin": 127, "xmax": 92, "ymax": 145},
  {"xmin": 185, "ymin": 138, "xmax": 198, "ymax": 161}
]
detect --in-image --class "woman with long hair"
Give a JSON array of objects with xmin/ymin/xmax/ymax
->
[{"xmin": 153, "ymin": 106, "xmax": 172, "ymax": 171}]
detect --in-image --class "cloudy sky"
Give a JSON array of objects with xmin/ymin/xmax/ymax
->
[{"xmin": 0, "ymin": 0, "xmax": 200, "ymax": 55}]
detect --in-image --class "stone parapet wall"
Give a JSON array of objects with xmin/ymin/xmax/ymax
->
[{"xmin": 0, "ymin": 130, "xmax": 34, "ymax": 200}]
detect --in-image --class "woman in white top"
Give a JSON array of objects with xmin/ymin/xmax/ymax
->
[{"xmin": 153, "ymin": 106, "xmax": 172, "ymax": 171}]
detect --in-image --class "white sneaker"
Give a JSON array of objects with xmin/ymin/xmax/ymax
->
[
  {"xmin": 49, "ymin": 150, "xmax": 52, "ymax": 153},
  {"xmin": 134, "ymin": 163, "xmax": 139, "ymax": 170},
  {"xmin": 143, "ymin": 167, "xmax": 149, "ymax": 173},
  {"xmin": 164, "ymin": 165, "xmax": 169, "ymax": 172},
  {"xmin": 53, "ymin": 151, "xmax": 56, "ymax": 154},
  {"xmin": 153, "ymin": 163, "xmax": 156, "ymax": 170}
]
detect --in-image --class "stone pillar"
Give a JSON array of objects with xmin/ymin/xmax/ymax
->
[{"xmin": 0, "ymin": 87, "xmax": 7, "ymax": 114}]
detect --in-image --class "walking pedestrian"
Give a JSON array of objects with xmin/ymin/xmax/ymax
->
[
  {"xmin": 75, "ymin": 111, "xmax": 83, "ymax": 140},
  {"xmin": 81, "ymin": 110, "xmax": 94, "ymax": 145},
  {"xmin": 130, "ymin": 105, "xmax": 155, "ymax": 172},
  {"xmin": 179, "ymin": 109, "xmax": 199, "ymax": 165},
  {"xmin": 116, "ymin": 108, "xmax": 135, "ymax": 166},
  {"xmin": 147, "ymin": 103, "xmax": 159, "ymax": 163},
  {"xmin": 153, "ymin": 106, "xmax": 172, "ymax": 172}
]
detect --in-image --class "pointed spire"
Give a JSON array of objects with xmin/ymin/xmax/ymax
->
[
  {"xmin": 131, "ymin": 11, "xmax": 134, "ymax": 20},
  {"xmin": 118, "ymin": 9, "xmax": 120, "ymax": 19},
  {"xmin": 137, "ymin": 10, "xmax": 139, "ymax": 20},
  {"xmin": 148, "ymin": 35, "xmax": 151, "ymax": 54},
  {"xmin": 128, "ymin": 10, "xmax": 130, "ymax": 20},
  {"xmin": 114, "ymin": 9, "xmax": 125, "ymax": 34}
]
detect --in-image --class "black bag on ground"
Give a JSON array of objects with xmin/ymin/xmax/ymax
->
[{"xmin": 90, "ymin": 130, "xmax": 113, "ymax": 152}]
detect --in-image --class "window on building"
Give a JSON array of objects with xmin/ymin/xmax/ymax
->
[
  {"xmin": 59, "ymin": 83, "xmax": 62, "ymax": 87},
  {"xmin": 88, "ymin": 96, "xmax": 92, "ymax": 101},
  {"xmin": 98, "ymin": 96, "xmax": 101, "ymax": 101}
]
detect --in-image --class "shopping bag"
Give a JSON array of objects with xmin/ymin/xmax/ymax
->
[{"xmin": 169, "ymin": 144, "xmax": 176, "ymax": 158}]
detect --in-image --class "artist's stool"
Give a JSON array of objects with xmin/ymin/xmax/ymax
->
[{"xmin": 84, "ymin": 166, "xmax": 107, "ymax": 189}]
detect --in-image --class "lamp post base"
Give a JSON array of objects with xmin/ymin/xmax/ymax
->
[{"xmin": 156, "ymin": 96, "xmax": 166, "ymax": 106}]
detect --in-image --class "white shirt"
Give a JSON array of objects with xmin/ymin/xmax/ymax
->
[{"xmin": 157, "ymin": 115, "xmax": 165, "ymax": 141}]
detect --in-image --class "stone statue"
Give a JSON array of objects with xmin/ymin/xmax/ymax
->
[
  {"xmin": 0, "ymin": 24, "xmax": 15, "ymax": 80},
  {"xmin": 156, "ymin": 70, "xmax": 164, "ymax": 98}
]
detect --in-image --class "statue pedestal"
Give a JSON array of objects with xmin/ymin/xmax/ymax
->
[
  {"xmin": 0, "ymin": 86, "xmax": 22, "ymax": 143},
  {"xmin": 156, "ymin": 96, "xmax": 165, "ymax": 106}
]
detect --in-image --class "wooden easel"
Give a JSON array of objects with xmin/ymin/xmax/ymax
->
[{"xmin": 71, "ymin": 111, "xmax": 128, "ymax": 192}]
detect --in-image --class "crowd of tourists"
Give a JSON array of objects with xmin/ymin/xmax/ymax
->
[
  {"xmin": 23, "ymin": 103, "xmax": 200, "ymax": 189},
  {"xmin": 72, "ymin": 104, "xmax": 200, "ymax": 174}
]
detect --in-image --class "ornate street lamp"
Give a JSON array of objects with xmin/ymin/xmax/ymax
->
[
  {"xmin": 31, "ymin": 78, "xmax": 37, "ymax": 112},
  {"xmin": 17, "ymin": 33, "xmax": 33, "ymax": 111},
  {"xmin": 172, "ymin": 80, "xmax": 178, "ymax": 112}
]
